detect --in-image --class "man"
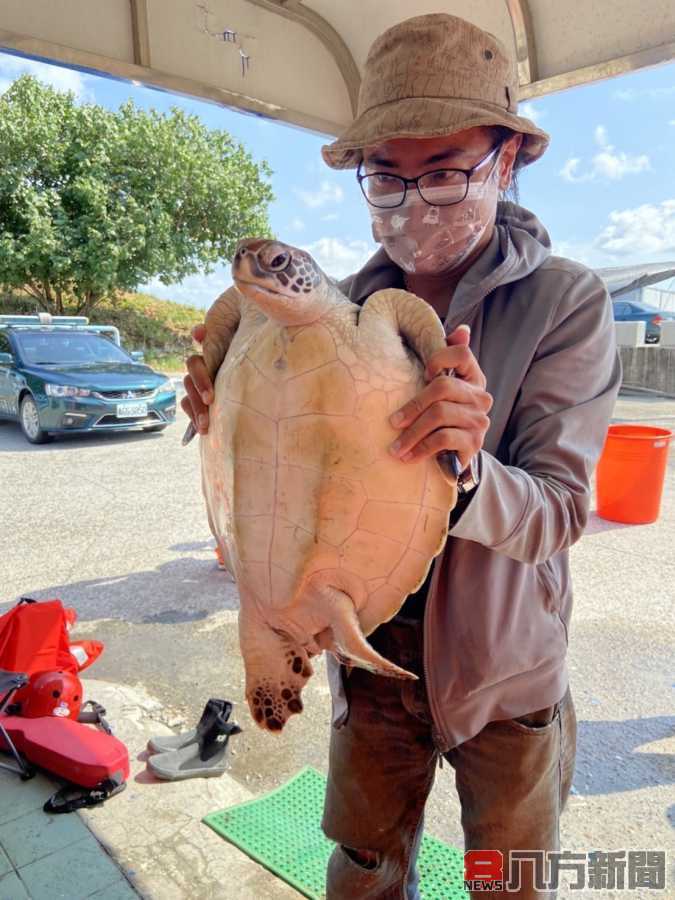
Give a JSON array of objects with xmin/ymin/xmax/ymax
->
[{"xmin": 182, "ymin": 14, "xmax": 621, "ymax": 899}]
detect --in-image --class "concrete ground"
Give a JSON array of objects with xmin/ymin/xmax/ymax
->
[
  {"xmin": 1, "ymin": 388, "xmax": 674, "ymax": 898},
  {"xmin": 0, "ymin": 761, "xmax": 139, "ymax": 900}
]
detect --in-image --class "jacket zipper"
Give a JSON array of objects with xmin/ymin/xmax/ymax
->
[
  {"xmin": 425, "ymin": 305, "xmax": 486, "ymax": 761},
  {"xmin": 423, "ymin": 555, "xmax": 451, "ymax": 763}
]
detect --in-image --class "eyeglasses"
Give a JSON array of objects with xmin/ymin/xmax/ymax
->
[{"xmin": 356, "ymin": 142, "xmax": 503, "ymax": 209}]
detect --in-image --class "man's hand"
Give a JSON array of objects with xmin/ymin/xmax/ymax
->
[
  {"xmin": 181, "ymin": 324, "xmax": 214, "ymax": 435},
  {"xmin": 388, "ymin": 325, "xmax": 493, "ymax": 470}
]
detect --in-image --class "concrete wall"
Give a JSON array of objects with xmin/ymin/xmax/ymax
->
[
  {"xmin": 619, "ymin": 346, "xmax": 675, "ymax": 396},
  {"xmin": 615, "ymin": 321, "xmax": 645, "ymax": 346},
  {"xmin": 661, "ymin": 321, "xmax": 675, "ymax": 347}
]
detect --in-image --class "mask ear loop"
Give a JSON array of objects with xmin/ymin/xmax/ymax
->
[{"xmin": 475, "ymin": 141, "xmax": 504, "ymax": 190}]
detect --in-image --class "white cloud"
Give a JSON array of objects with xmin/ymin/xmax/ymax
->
[
  {"xmin": 298, "ymin": 237, "xmax": 376, "ymax": 280},
  {"xmin": 137, "ymin": 239, "xmax": 377, "ymax": 303},
  {"xmin": 549, "ymin": 240, "xmax": 594, "ymax": 268},
  {"xmin": 290, "ymin": 217, "xmax": 305, "ymax": 231},
  {"xmin": 0, "ymin": 51, "xmax": 94, "ymax": 101},
  {"xmin": 304, "ymin": 159, "xmax": 325, "ymax": 177},
  {"xmin": 613, "ymin": 85, "xmax": 675, "ymax": 102},
  {"xmin": 559, "ymin": 158, "xmax": 585, "ymax": 182},
  {"xmin": 138, "ymin": 268, "xmax": 233, "ymax": 310},
  {"xmin": 594, "ymin": 199, "xmax": 675, "ymax": 257},
  {"xmin": 519, "ymin": 101, "xmax": 546, "ymax": 125},
  {"xmin": 559, "ymin": 126, "xmax": 649, "ymax": 182},
  {"xmin": 322, "ymin": 213, "xmax": 339, "ymax": 222},
  {"xmin": 294, "ymin": 180, "xmax": 344, "ymax": 208}
]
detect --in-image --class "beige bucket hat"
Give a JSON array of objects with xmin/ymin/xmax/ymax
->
[{"xmin": 321, "ymin": 13, "xmax": 549, "ymax": 171}]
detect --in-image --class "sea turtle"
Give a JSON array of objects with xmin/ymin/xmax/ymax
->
[{"xmin": 199, "ymin": 238, "xmax": 457, "ymax": 731}]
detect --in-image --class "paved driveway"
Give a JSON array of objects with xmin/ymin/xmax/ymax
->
[{"xmin": 1, "ymin": 389, "xmax": 674, "ymax": 895}]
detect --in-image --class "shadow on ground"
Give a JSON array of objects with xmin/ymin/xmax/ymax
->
[
  {"xmin": 574, "ymin": 715, "xmax": 675, "ymax": 800},
  {"xmin": 10, "ymin": 555, "xmax": 239, "ymax": 623},
  {"xmin": 0, "ymin": 419, "xmax": 167, "ymax": 453}
]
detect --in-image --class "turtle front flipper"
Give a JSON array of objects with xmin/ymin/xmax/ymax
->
[
  {"xmin": 357, "ymin": 287, "xmax": 462, "ymax": 486},
  {"xmin": 183, "ymin": 286, "xmax": 244, "ymax": 445},
  {"xmin": 238, "ymin": 599, "xmax": 314, "ymax": 732},
  {"xmin": 202, "ymin": 285, "xmax": 243, "ymax": 380},
  {"xmin": 357, "ymin": 287, "xmax": 447, "ymax": 367}
]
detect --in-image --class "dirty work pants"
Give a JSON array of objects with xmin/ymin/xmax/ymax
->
[{"xmin": 321, "ymin": 616, "xmax": 577, "ymax": 900}]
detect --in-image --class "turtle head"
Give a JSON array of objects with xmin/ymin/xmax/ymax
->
[{"xmin": 232, "ymin": 238, "xmax": 336, "ymax": 325}]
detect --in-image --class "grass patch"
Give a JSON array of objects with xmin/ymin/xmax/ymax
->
[{"xmin": 144, "ymin": 353, "xmax": 187, "ymax": 375}]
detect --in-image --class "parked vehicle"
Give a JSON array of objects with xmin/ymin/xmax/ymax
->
[
  {"xmin": 611, "ymin": 300, "xmax": 675, "ymax": 344},
  {"xmin": 0, "ymin": 315, "xmax": 176, "ymax": 443}
]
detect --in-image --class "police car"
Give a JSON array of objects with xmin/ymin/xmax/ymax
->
[{"xmin": 0, "ymin": 314, "xmax": 176, "ymax": 443}]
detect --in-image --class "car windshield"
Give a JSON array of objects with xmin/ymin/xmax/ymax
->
[{"xmin": 15, "ymin": 331, "xmax": 132, "ymax": 366}]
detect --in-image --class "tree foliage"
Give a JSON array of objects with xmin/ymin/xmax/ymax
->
[{"xmin": 0, "ymin": 75, "xmax": 274, "ymax": 314}]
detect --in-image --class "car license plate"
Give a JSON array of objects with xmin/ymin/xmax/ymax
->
[{"xmin": 116, "ymin": 401, "xmax": 148, "ymax": 418}]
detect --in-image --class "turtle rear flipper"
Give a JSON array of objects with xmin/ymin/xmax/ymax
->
[{"xmin": 309, "ymin": 585, "xmax": 417, "ymax": 681}]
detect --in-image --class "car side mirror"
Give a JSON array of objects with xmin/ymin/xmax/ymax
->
[
  {"xmin": 0, "ymin": 352, "xmax": 13, "ymax": 365},
  {"xmin": 130, "ymin": 350, "xmax": 145, "ymax": 362}
]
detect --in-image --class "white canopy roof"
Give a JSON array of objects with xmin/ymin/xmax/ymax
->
[
  {"xmin": 1, "ymin": 1, "xmax": 675, "ymax": 138},
  {"xmin": 596, "ymin": 262, "xmax": 675, "ymax": 297}
]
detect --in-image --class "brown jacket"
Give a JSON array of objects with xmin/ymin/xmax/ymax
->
[{"xmin": 326, "ymin": 201, "xmax": 622, "ymax": 750}]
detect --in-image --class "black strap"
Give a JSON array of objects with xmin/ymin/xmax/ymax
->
[
  {"xmin": 78, "ymin": 700, "xmax": 113, "ymax": 735},
  {"xmin": 44, "ymin": 774, "xmax": 126, "ymax": 814},
  {"xmin": 17, "ymin": 597, "xmax": 37, "ymax": 605}
]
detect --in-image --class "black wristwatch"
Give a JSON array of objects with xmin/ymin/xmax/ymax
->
[{"xmin": 457, "ymin": 453, "xmax": 481, "ymax": 496}]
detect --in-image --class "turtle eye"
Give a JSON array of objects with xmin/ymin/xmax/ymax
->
[{"xmin": 268, "ymin": 251, "xmax": 290, "ymax": 272}]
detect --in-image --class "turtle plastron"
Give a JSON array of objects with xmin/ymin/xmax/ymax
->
[{"xmin": 199, "ymin": 241, "xmax": 457, "ymax": 732}]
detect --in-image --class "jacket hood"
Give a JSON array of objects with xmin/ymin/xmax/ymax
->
[{"xmin": 342, "ymin": 201, "xmax": 552, "ymax": 329}]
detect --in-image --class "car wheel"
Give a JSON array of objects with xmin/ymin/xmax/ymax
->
[
  {"xmin": 20, "ymin": 395, "xmax": 52, "ymax": 444},
  {"xmin": 143, "ymin": 424, "xmax": 168, "ymax": 433}
]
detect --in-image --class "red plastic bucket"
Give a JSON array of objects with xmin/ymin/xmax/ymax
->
[{"xmin": 596, "ymin": 425, "xmax": 672, "ymax": 524}]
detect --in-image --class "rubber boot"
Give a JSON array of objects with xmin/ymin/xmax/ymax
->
[
  {"xmin": 147, "ymin": 710, "xmax": 242, "ymax": 780},
  {"xmin": 146, "ymin": 698, "xmax": 232, "ymax": 754}
]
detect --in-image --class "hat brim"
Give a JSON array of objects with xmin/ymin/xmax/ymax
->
[{"xmin": 321, "ymin": 97, "xmax": 549, "ymax": 170}]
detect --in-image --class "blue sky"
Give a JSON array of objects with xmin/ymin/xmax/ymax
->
[{"xmin": 1, "ymin": 49, "xmax": 675, "ymax": 308}]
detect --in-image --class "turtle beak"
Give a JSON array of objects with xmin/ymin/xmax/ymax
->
[{"xmin": 232, "ymin": 239, "xmax": 261, "ymax": 281}]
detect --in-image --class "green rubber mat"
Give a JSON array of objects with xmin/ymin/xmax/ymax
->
[{"xmin": 203, "ymin": 765, "xmax": 468, "ymax": 899}]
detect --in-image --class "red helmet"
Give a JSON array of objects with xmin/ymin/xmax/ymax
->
[{"xmin": 20, "ymin": 669, "xmax": 83, "ymax": 720}]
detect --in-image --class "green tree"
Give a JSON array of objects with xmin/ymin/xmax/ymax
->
[{"xmin": 0, "ymin": 75, "xmax": 274, "ymax": 314}]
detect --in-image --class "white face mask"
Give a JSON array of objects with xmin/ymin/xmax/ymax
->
[{"xmin": 367, "ymin": 147, "xmax": 503, "ymax": 275}]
